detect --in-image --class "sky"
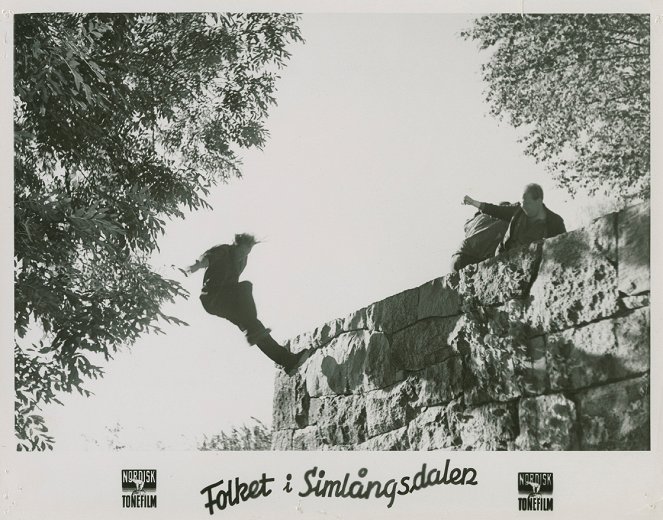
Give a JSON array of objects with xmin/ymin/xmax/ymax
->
[{"xmin": 43, "ymin": 13, "xmax": 612, "ymax": 450}]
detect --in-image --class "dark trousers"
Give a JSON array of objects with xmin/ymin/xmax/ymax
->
[
  {"xmin": 200, "ymin": 281, "xmax": 266, "ymax": 339},
  {"xmin": 450, "ymin": 253, "xmax": 480, "ymax": 272},
  {"xmin": 200, "ymin": 281, "xmax": 297, "ymax": 367}
]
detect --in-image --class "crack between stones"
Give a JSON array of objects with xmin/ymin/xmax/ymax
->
[
  {"xmin": 293, "ymin": 326, "xmax": 367, "ymax": 354},
  {"xmin": 277, "ymin": 370, "xmax": 649, "ymax": 449},
  {"xmin": 564, "ymin": 370, "xmax": 650, "ymax": 395},
  {"xmin": 364, "ymin": 424, "xmax": 410, "ymax": 441},
  {"xmin": 530, "ymin": 304, "xmax": 649, "ymax": 340},
  {"xmin": 457, "ymin": 368, "xmax": 650, "ymax": 411}
]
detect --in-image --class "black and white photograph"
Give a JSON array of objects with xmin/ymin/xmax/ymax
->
[{"xmin": 2, "ymin": 1, "xmax": 661, "ymax": 518}]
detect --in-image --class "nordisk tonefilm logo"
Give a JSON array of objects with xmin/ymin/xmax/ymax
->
[
  {"xmin": 518, "ymin": 472, "xmax": 553, "ymax": 512},
  {"xmin": 122, "ymin": 469, "xmax": 157, "ymax": 508}
]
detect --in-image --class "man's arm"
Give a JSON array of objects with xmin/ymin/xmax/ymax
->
[
  {"xmin": 463, "ymin": 195, "xmax": 518, "ymax": 222},
  {"xmin": 185, "ymin": 257, "xmax": 208, "ymax": 275}
]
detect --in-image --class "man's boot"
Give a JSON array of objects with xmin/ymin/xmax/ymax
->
[{"xmin": 255, "ymin": 334, "xmax": 305, "ymax": 371}]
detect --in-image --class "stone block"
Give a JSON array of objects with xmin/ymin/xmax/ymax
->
[
  {"xmin": 455, "ymin": 402, "xmax": 518, "ymax": 450},
  {"xmin": 615, "ymin": 307, "xmax": 650, "ymax": 374},
  {"xmin": 515, "ymin": 394, "xmax": 576, "ymax": 450},
  {"xmin": 417, "ymin": 275, "xmax": 461, "ymax": 319},
  {"xmin": 273, "ymin": 371, "xmax": 297, "ymax": 431},
  {"xmin": 407, "ymin": 403, "xmax": 460, "ymax": 450},
  {"xmin": 288, "ymin": 313, "xmax": 371, "ymax": 354},
  {"xmin": 310, "ymin": 395, "xmax": 367, "ymax": 446},
  {"xmin": 273, "ymin": 371, "xmax": 310, "ymax": 430},
  {"xmin": 304, "ymin": 331, "xmax": 369, "ymax": 397},
  {"xmin": 461, "ymin": 329, "xmax": 536, "ymax": 404},
  {"xmin": 412, "ymin": 357, "xmax": 463, "ymax": 407},
  {"xmin": 315, "ymin": 317, "xmax": 347, "ymax": 345},
  {"xmin": 576, "ymin": 375, "xmax": 649, "ymax": 450},
  {"xmin": 342, "ymin": 306, "xmax": 369, "ymax": 331},
  {"xmin": 365, "ymin": 381, "xmax": 415, "ymax": 438},
  {"xmin": 458, "ymin": 242, "xmax": 541, "ymax": 306},
  {"xmin": 546, "ymin": 310, "xmax": 649, "ymax": 391},
  {"xmin": 546, "ymin": 320, "xmax": 617, "ymax": 391},
  {"xmin": 390, "ymin": 317, "xmax": 459, "ymax": 372},
  {"xmin": 293, "ymin": 426, "xmax": 322, "ymax": 450},
  {"xmin": 366, "ymin": 288, "xmax": 419, "ymax": 333},
  {"xmin": 528, "ymin": 214, "xmax": 619, "ymax": 333},
  {"xmin": 364, "ymin": 332, "xmax": 404, "ymax": 390},
  {"xmin": 357, "ymin": 427, "xmax": 409, "ymax": 450},
  {"xmin": 271, "ymin": 429, "xmax": 293, "ymax": 451},
  {"xmin": 618, "ymin": 202, "xmax": 650, "ymax": 295},
  {"xmin": 286, "ymin": 331, "xmax": 315, "ymax": 355}
]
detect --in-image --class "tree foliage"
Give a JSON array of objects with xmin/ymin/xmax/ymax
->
[
  {"xmin": 14, "ymin": 12, "xmax": 303, "ymax": 450},
  {"xmin": 198, "ymin": 418, "xmax": 272, "ymax": 451},
  {"xmin": 461, "ymin": 14, "xmax": 649, "ymax": 200}
]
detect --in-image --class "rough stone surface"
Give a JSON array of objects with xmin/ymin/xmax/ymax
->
[
  {"xmin": 304, "ymin": 331, "xmax": 369, "ymax": 397},
  {"xmin": 417, "ymin": 275, "xmax": 461, "ymax": 319},
  {"xmin": 271, "ymin": 429, "xmax": 293, "ymax": 450},
  {"xmin": 287, "ymin": 317, "xmax": 349, "ymax": 354},
  {"xmin": 460, "ymin": 242, "xmax": 542, "ymax": 306},
  {"xmin": 522, "ymin": 336, "xmax": 549, "ymax": 395},
  {"xmin": 546, "ymin": 320, "xmax": 617, "ymax": 391},
  {"xmin": 273, "ymin": 203, "xmax": 649, "ymax": 452},
  {"xmin": 516, "ymin": 394, "xmax": 576, "ymax": 450},
  {"xmin": 363, "ymin": 332, "xmax": 403, "ymax": 390},
  {"xmin": 412, "ymin": 357, "xmax": 463, "ymax": 407},
  {"xmin": 618, "ymin": 202, "xmax": 650, "ymax": 295},
  {"xmin": 365, "ymin": 381, "xmax": 415, "ymax": 438},
  {"xmin": 292, "ymin": 426, "xmax": 321, "ymax": 450},
  {"xmin": 528, "ymin": 213, "xmax": 619, "ymax": 333},
  {"xmin": 461, "ymin": 328, "xmax": 532, "ymax": 404},
  {"xmin": 273, "ymin": 371, "xmax": 309, "ymax": 430},
  {"xmin": 308, "ymin": 395, "xmax": 367, "ymax": 446},
  {"xmin": 615, "ymin": 307, "xmax": 650, "ymax": 375},
  {"xmin": 342, "ymin": 306, "xmax": 370, "ymax": 332},
  {"xmin": 620, "ymin": 294, "xmax": 649, "ymax": 310},
  {"xmin": 390, "ymin": 317, "xmax": 458, "ymax": 372},
  {"xmin": 546, "ymin": 309, "xmax": 649, "ymax": 391},
  {"xmin": 273, "ymin": 371, "xmax": 297, "ymax": 431},
  {"xmin": 456, "ymin": 402, "xmax": 518, "ymax": 450},
  {"xmin": 407, "ymin": 403, "xmax": 460, "ymax": 450},
  {"xmin": 358, "ymin": 427, "xmax": 409, "ymax": 450},
  {"xmin": 366, "ymin": 288, "xmax": 419, "ymax": 333},
  {"xmin": 576, "ymin": 375, "xmax": 650, "ymax": 450}
]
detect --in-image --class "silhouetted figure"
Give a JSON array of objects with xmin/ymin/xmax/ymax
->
[
  {"xmin": 450, "ymin": 203, "xmax": 510, "ymax": 271},
  {"xmin": 463, "ymin": 183, "xmax": 566, "ymax": 255},
  {"xmin": 187, "ymin": 233, "xmax": 304, "ymax": 371}
]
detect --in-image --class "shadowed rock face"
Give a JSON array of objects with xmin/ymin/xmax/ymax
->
[{"xmin": 273, "ymin": 202, "xmax": 650, "ymax": 451}]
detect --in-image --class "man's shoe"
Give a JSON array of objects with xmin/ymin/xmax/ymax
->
[
  {"xmin": 246, "ymin": 327, "xmax": 271, "ymax": 345},
  {"xmin": 282, "ymin": 349, "xmax": 308, "ymax": 372}
]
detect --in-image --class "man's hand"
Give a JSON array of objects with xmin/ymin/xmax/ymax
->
[
  {"xmin": 184, "ymin": 257, "xmax": 209, "ymax": 275},
  {"xmin": 463, "ymin": 195, "xmax": 481, "ymax": 208}
]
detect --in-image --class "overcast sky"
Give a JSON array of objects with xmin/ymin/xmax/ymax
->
[{"xmin": 44, "ymin": 13, "xmax": 610, "ymax": 450}]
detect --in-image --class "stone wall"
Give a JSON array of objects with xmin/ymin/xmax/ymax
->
[{"xmin": 272, "ymin": 202, "xmax": 650, "ymax": 450}]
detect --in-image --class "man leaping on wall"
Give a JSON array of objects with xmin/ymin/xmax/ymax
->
[{"xmin": 187, "ymin": 233, "xmax": 306, "ymax": 371}]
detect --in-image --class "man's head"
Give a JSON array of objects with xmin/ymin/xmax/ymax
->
[
  {"xmin": 521, "ymin": 183, "xmax": 544, "ymax": 219},
  {"xmin": 234, "ymin": 233, "xmax": 259, "ymax": 254}
]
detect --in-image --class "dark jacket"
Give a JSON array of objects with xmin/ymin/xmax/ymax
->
[
  {"xmin": 200, "ymin": 244, "xmax": 247, "ymax": 299},
  {"xmin": 479, "ymin": 202, "xmax": 566, "ymax": 255}
]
